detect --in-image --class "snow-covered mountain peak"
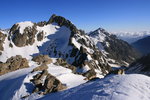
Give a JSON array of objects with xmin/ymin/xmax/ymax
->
[
  {"xmin": 88, "ymin": 28, "xmax": 140, "ymax": 66},
  {"xmin": 47, "ymin": 14, "xmax": 79, "ymax": 35},
  {"xmin": 88, "ymin": 28, "xmax": 110, "ymax": 43},
  {"xmin": 89, "ymin": 28, "xmax": 109, "ymax": 37},
  {"xmin": 16, "ymin": 21, "xmax": 34, "ymax": 34},
  {"xmin": 0, "ymin": 14, "xmax": 145, "ymax": 100}
]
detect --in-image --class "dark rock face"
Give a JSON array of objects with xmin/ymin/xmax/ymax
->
[
  {"xmin": 47, "ymin": 14, "xmax": 79, "ymax": 36},
  {"xmin": 72, "ymin": 46, "xmax": 87, "ymax": 67},
  {"xmin": 36, "ymin": 21, "xmax": 47, "ymax": 27},
  {"xmin": 9, "ymin": 23, "xmax": 37, "ymax": 47},
  {"xmin": 127, "ymin": 54, "xmax": 150, "ymax": 76},
  {"xmin": 0, "ymin": 55, "xmax": 29, "ymax": 75},
  {"xmin": 132, "ymin": 36, "xmax": 150, "ymax": 55},
  {"xmin": 32, "ymin": 55, "xmax": 52, "ymax": 65},
  {"xmin": 37, "ymin": 31, "xmax": 44, "ymax": 41},
  {"xmin": 46, "ymin": 15, "xmax": 111, "ymax": 75},
  {"xmin": 89, "ymin": 28, "xmax": 140, "ymax": 65},
  {"xmin": 108, "ymin": 69, "xmax": 125, "ymax": 75},
  {"xmin": 70, "ymin": 35, "xmax": 111, "ymax": 75},
  {"xmin": 104, "ymin": 35, "xmax": 140, "ymax": 64},
  {"xmin": 0, "ymin": 31, "xmax": 6, "ymax": 54}
]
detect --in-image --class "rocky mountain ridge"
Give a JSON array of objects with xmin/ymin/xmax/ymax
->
[
  {"xmin": 127, "ymin": 54, "xmax": 150, "ymax": 76},
  {"xmin": 132, "ymin": 36, "xmax": 150, "ymax": 55},
  {"xmin": 0, "ymin": 14, "xmax": 142, "ymax": 99},
  {"xmin": 0, "ymin": 14, "xmax": 140, "ymax": 75}
]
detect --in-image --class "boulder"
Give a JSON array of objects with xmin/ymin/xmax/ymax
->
[
  {"xmin": 6, "ymin": 55, "xmax": 29, "ymax": 70},
  {"xmin": 0, "ymin": 55, "xmax": 29, "ymax": 75},
  {"xmin": 31, "ymin": 70, "xmax": 48, "ymax": 93},
  {"xmin": 32, "ymin": 64, "xmax": 48, "ymax": 72},
  {"xmin": 82, "ymin": 69, "xmax": 96, "ymax": 80},
  {"xmin": 31, "ymin": 71, "xmax": 66, "ymax": 95},
  {"xmin": 32, "ymin": 55, "xmax": 52, "ymax": 65},
  {"xmin": 43, "ymin": 74, "xmax": 66, "ymax": 94}
]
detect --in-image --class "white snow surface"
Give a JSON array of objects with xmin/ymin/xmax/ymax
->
[
  {"xmin": 39, "ymin": 74, "xmax": 150, "ymax": 100},
  {"xmin": 1, "ymin": 21, "xmax": 150, "ymax": 100},
  {"xmin": 0, "ymin": 23, "xmax": 70, "ymax": 62},
  {"xmin": 1, "ymin": 64, "xmax": 150, "ymax": 100},
  {"xmin": 89, "ymin": 29, "xmax": 109, "ymax": 55},
  {"xmin": 17, "ymin": 21, "xmax": 34, "ymax": 34},
  {"xmin": 0, "ymin": 61, "xmax": 87, "ymax": 100}
]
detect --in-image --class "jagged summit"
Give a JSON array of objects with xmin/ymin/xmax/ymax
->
[
  {"xmin": 89, "ymin": 27, "xmax": 140, "ymax": 66},
  {"xmin": 89, "ymin": 27, "xmax": 109, "ymax": 37},
  {"xmin": 47, "ymin": 14, "xmax": 79, "ymax": 34},
  {"xmin": 0, "ymin": 14, "xmax": 112, "ymax": 76}
]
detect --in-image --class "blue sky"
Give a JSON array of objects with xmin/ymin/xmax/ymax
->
[{"xmin": 0, "ymin": 0, "xmax": 150, "ymax": 32}]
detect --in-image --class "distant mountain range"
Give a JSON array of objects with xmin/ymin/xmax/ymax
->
[{"xmin": 111, "ymin": 31, "xmax": 150, "ymax": 43}]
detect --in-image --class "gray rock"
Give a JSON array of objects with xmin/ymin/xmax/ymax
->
[
  {"xmin": 0, "ymin": 55, "xmax": 29, "ymax": 75},
  {"xmin": 43, "ymin": 74, "xmax": 66, "ymax": 94},
  {"xmin": 83, "ymin": 69, "xmax": 97, "ymax": 80},
  {"xmin": 32, "ymin": 64, "xmax": 48, "ymax": 72},
  {"xmin": 32, "ymin": 55, "xmax": 52, "ymax": 65}
]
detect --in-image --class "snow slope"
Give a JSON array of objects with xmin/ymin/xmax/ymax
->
[
  {"xmin": 40, "ymin": 74, "xmax": 150, "ymax": 100},
  {"xmin": 0, "ymin": 61, "xmax": 37, "ymax": 100},
  {"xmin": 0, "ymin": 22, "xmax": 70, "ymax": 62},
  {"xmin": 0, "ymin": 61, "xmax": 87, "ymax": 100},
  {"xmin": 17, "ymin": 21, "xmax": 34, "ymax": 34},
  {"xmin": 1, "ymin": 66, "xmax": 150, "ymax": 100},
  {"xmin": 0, "ymin": 15, "xmax": 145, "ymax": 100}
]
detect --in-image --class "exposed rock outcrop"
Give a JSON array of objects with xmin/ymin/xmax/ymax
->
[
  {"xmin": 37, "ymin": 31, "xmax": 44, "ymax": 41},
  {"xmin": 108, "ymin": 69, "xmax": 125, "ymax": 75},
  {"xmin": 127, "ymin": 54, "xmax": 150, "ymax": 76},
  {"xmin": 89, "ymin": 28, "xmax": 140, "ymax": 66},
  {"xmin": 0, "ymin": 55, "xmax": 29, "ymax": 75},
  {"xmin": 36, "ymin": 21, "xmax": 47, "ymax": 27},
  {"xmin": 82, "ymin": 69, "xmax": 97, "ymax": 80},
  {"xmin": 32, "ymin": 55, "xmax": 52, "ymax": 65},
  {"xmin": 47, "ymin": 14, "xmax": 79, "ymax": 40},
  {"xmin": 31, "ymin": 70, "xmax": 48, "ymax": 93},
  {"xmin": 43, "ymin": 73, "xmax": 66, "ymax": 94},
  {"xmin": 0, "ymin": 31, "xmax": 6, "ymax": 54},
  {"xmin": 9, "ymin": 23, "xmax": 37, "ymax": 47},
  {"xmin": 32, "ymin": 64, "xmax": 48, "ymax": 72},
  {"xmin": 31, "ymin": 70, "xmax": 66, "ymax": 95},
  {"xmin": 54, "ymin": 58, "xmax": 76, "ymax": 73}
]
